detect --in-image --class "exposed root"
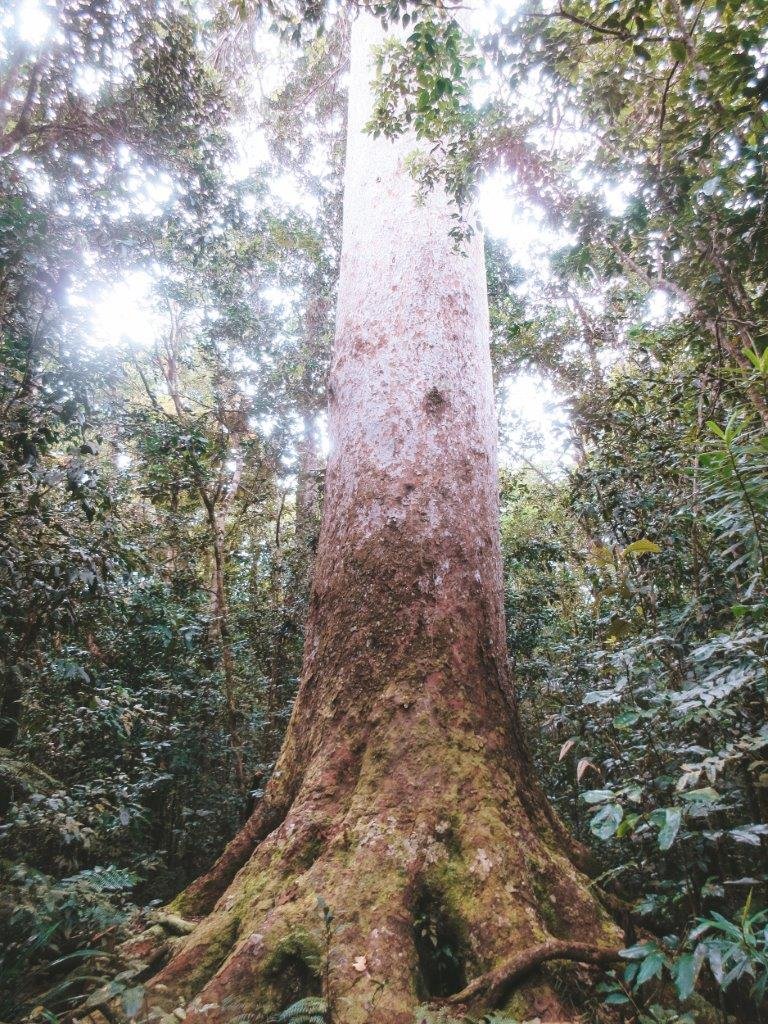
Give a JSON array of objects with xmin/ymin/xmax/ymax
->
[
  {"xmin": 442, "ymin": 940, "xmax": 622, "ymax": 1012},
  {"xmin": 148, "ymin": 912, "xmax": 196, "ymax": 936},
  {"xmin": 72, "ymin": 914, "xmax": 200, "ymax": 1022},
  {"xmin": 169, "ymin": 792, "xmax": 293, "ymax": 918},
  {"xmin": 71, "ymin": 626, "xmax": 626, "ymax": 1024},
  {"xmin": 132, "ymin": 804, "xmax": 620, "ymax": 1024},
  {"xmin": 74, "ymin": 819, "xmax": 621, "ymax": 1024}
]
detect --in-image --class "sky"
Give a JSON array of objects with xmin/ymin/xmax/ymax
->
[
  {"xmin": 7, "ymin": 0, "xmax": 622, "ymax": 474},
  {"xmin": 7, "ymin": 0, "xmax": 51, "ymax": 45},
  {"xmin": 477, "ymin": 175, "xmax": 574, "ymax": 470}
]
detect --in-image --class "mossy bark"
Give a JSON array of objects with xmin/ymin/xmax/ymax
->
[{"xmin": 99, "ymin": 14, "xmax": 623, "ymax": 1024}]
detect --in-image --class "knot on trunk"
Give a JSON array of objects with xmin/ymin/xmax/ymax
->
[{"xmin": 423, "ymin": 387, "xmax": 447, "ymax": 415}]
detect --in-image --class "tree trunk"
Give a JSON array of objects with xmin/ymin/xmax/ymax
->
[
  {"xmin": 294, "ymin": 411, "xmax": 322, "ymax": 588},
  {"xmin": 207, "ymin": 501, "xmax": 247, "ymax": 796},
  {"xmin": 123, "ymin": 15, "xmax": 621, "ymax": 1023}
]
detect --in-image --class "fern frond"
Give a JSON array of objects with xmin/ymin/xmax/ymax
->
[{"xmin": 273, "ymin": 996, "xmax": 327, "ymax": 1023}]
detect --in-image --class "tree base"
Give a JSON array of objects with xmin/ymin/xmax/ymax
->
[{"xmin": 76, "ymin": 693, "xmax": 623, "ymax": 1024}]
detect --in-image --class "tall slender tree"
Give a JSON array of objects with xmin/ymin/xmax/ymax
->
[{"xmin": 106, "ymin": 14, "xmax": 623, "ymax": 1022}]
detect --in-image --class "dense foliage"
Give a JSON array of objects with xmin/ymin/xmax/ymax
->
[
  {"xmin": 1, "ymin": 0, "xmax": 766, "ymax": 1021},
  {"xmin": 0, "ymin": 2, "xmax": 339, "ymax": 1016}
]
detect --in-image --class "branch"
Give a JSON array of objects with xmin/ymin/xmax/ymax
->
[
  {"xmin": 655, "ymin": 59, "xmax": 680, "ymax": 171},
  {"xmin": 0, "ymin": 57, "xmax": 43, "ymax": 156},
  {"xmin": 0, "ymin": 46, "xmax": 28, "ymax": 134},
  {"xmin": 511, "ymin": 450, "xmax": 558, "ymax": 489},
  {"xmin": 606, "ymin": 239, "xmax": 694, "ymax": 308},
  {"xmin": 555, "ymin": 4, "xmax": 632, "ymax": 40},
  {"xmin": 298, "ymin": 58, "xmax": 349, "ymax": 107},
  {"xmin": 667, "ymin": 0, "xmax": 696, "ymax": 61},
  {"xmin": 132, "ymin": 357, "xmax": 167, "ymax": 417},
  {"xmin": 443, "ymin": 940, "xmax": 621, "ymax": 1010}
]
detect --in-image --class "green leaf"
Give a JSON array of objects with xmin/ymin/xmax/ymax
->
[
  {"xmin": 743, "ymin": 347, "xmax": 763, "ymax": 370},
  {"xmin": 616, "ymin": 812, "xmax": 640, "ymax": 838},
  {"xmin": 276, "ymin": 997, "xmax": 328, "ymax": 1022},
  {"xmin": 623, "ymin": 538, "xmax": 661, "ymax": 556},
  {"xmin": 657, "ymin": 807, "xmax": 682, "ymax": 851},
  {"xmin": 673, "ymin": 953, "xmax": 701, "ymax": 1000},
  {"xmin": 706, "ymin": 419, "xmax": 726, "ymax": 440},
  {"xmin": 604, "ymin": 991, "xmax": 631, "ymax": 1004},
  {"xmin": 730, "ymin": 824, "xmax": 768, "ymax": 845},
  {"xmin": 583, "ymin": 689, "xmax": 618, "ymax": 705},
  {"xmin": 581, "ymin": 789, "xmax": 614, "ymax": 803},
  {"xmin": 613, "ymin": 710, "xmax": 640, "ymax": 728},
  {"xmin": 621, "ymin": 942, "xmax": 656, "ymax": 960},
  {"xmin": 590, "ymin": 802, "xmax": 624, "ymax": 839},
  {"xmin": 47, "ymin": 949, "xmax": 109, "ymax": 969},
  {"xmin": 636, "ymin": 950, "xmax": 666, "ymax": 986},
  {"xmin": 681, "ymin": 787, "xmax": 720, "ymax": 804}
]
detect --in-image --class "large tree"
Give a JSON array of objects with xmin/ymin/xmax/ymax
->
[{"xmin": 98, "ymin": 14, "xmax": 622, "ymax": 1023}]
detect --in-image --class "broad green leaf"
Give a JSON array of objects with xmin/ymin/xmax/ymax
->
[
  {"xmin": 581, "ymin": 789, "xmax": 614, "ymax": 804},
  {"xmin": 620, "ymin": 941, "xmax": 657, "ymax": 960},
  {"xmin": 657, "ymin": 807, "xmax": 682, "ymax": 851},
  {"xmin": 590, "ymin": 802, "xmax": 623, "ymax": 839},
  {"xmin": 616, "ymin": 812, "xmax": 640, "ymax": 838},
  {"xmin": 729, "ymin": 825, "xmax": 768, "ymax": 846},
  {"xmin": 673, "ymin": 953, "xmax": 701, "ymax": 1000},
  {"xmin": 613, "ymin": 710, "xmax": 640, "ymax": 728},
  {"xmin": 604, "ymin": 992, "xmax": 630, "ymax": 1004},
  {"xmin": 681, "ymin": 787, "xmax": 720, "ymax": 804},
  {"xmin": 636, "ymin": 950, "xmax": 666, "ymax": 986},
  {"xmin": 583, "ymin": 689, "xmax": 619, "ymax": 705}
]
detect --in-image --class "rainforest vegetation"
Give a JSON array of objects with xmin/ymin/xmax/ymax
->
[{"xmin": 0, "ymin": 0, "xmax": 767, "ymax": 1021}]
